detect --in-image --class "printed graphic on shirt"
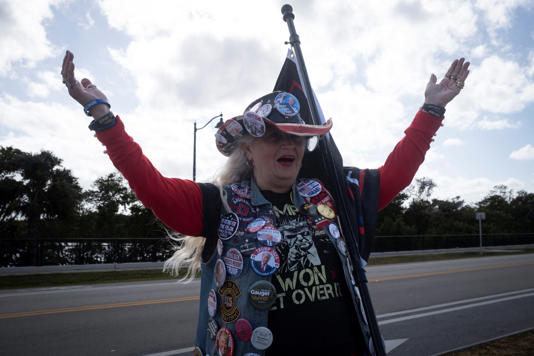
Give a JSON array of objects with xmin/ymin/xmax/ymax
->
[{"xmin": 270, "ymin": 202, "xmax": 345, "ymax": 311}]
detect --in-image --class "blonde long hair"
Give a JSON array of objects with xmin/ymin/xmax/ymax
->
[{"xmin": 163, "ymin": 135, "xmax": 255, "ymax": 280}]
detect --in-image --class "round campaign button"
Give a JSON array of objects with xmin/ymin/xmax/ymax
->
[
  {"xmin": 297, "ymin": 179, "xmax": 322, "ymax": 197},
  {"xmin": 248, "ymin": 280, "xmax": 277, "ymax": 310},
  {"xmin": 328, "ymin": 223, "xmax": 340, "ymax": 239},
  {"xmin": 192, "ymin": 346, "xmax": 203, "ymax": 356},
  {"xmin": 317, "ymin": 204, "xmax": 336, "ymax": 219},
  {"xmin": 217, "ymin": 239, "xmax": 224, "ymax": 256},
  {"xmin": 235, "ymin": 318, "xmax": 253, "ymax": 341},
  {"xmin": 208, "ymin": 288, "xmax": 218, "ymax": 317},
  {"xmin": 256, "ymin": 226, "xmax": 282, "ymax": 247},
  {"xmin": 250, "ymin": 247, "xmax": 280, "ymax": 276},
  {"xmin": 337, "ymin": 239, "xmax": 347, "ymax": 256},
  {"xmin": 225, "ymin": 119, "xmax": 245, "ymax": 138},
  {"xmin": 223, "ymin": 248, "xmax": 244, "ymax": 277},
  {"xmin": 214, "ymin": 258, "xmax": 226, "ymax": 288},
  {"xmin": 243, "ymin": 111, "xmax": 266, "ymax": 137},
  {"xmin": 216, "ymin": 327, "xmax": 234, "ymax": 356},
  {"xmin": 231, "ymin": 183, "xmax": 250, "ymax": 199},
  {"xmin": 251, "ymin": 326, "xmax": 273, "ymax": 350},
  {"xmin": 274, "ymin": 92, "xmax": 300, "ymax": 117},
  {"xmin": 257, "ymin": 103, "xmax": 272, "ymax": 118},
  {"xmin": 246, "ymin": 218, "xmax": 266, "ymax": 233},
  {"xmin": 218, "ymin": 213, "xmax": 240, "ymax": 240}
]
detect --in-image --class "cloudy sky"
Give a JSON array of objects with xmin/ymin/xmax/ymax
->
[{"xmin": 1, "ymin": 0, "xmax": 533, "ymax": 204}]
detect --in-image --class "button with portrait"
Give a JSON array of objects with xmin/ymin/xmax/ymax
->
[
  {"xmin": 256, "ymin": 226, "xmax": 282, "ymax": 246},
  {"xmin": 216, "ymin": 327, "xmax": 234, "ymax": 356},
  {"xmin": 250, "ymin": 247, "xmax": 280, "ymax": 276}
]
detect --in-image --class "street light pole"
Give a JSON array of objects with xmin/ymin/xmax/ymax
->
[{"xmin": 193, "ymin": 113, "xmax": 223, "ymax": 181}]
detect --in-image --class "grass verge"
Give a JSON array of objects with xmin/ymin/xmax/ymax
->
[
  {"xmin": 442, "ymin": 328, "xmax": 534, "ymax": 356},
  {"xmin": 367, "ymin": 248, "xmax": 534, "ymax": 265}
]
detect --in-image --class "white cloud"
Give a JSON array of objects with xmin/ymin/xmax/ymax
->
[
  {"xmin": 443, "ymin": 138, "xmax": 464, "ymax": 147},
  {"xmin": 471, "ymin": 45, "xmax": 487, "ymax": 58},
  {"xmin": 0, "ymin": 0, "xmax": 65, "ymax": 76},
  {"xmin": 475, "ymin": 0, "xmax": 533, "ymax": 31},
  {"xmin": 510, "ymin": 144, "xmax": 534, "ymax": 160},
  {"xmin": 478, "ymin": 117, "xmax": 520, "ymax": 130},
  {"xmin": 464, "ymin": 55, "xmax": 534, "ymax": 117}
]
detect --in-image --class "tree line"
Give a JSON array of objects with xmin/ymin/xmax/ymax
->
[{"xmin": 1, "ymin": 146, "xmax": 533, "ymax": 266}]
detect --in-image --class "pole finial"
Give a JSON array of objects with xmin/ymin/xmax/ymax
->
[{"xmin": 281, "ymin": 4, "xmax": 294, "ymax": 21}]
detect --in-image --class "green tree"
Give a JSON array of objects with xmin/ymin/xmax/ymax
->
[{"xmin": 0, "ymin": 146, "xmax": 83, "ymax": 265}]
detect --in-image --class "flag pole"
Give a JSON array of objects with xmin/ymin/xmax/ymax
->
[{"xmin": 281, "ymin": 4, "xmax": 386, "ymax": 355}]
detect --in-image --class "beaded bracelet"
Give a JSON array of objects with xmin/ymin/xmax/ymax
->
[
  {"xmin": 84, "ymin": 99, "xmax": 111, "ymax": 116},
  {"xmin": 421, "ymin": 103, "xmax": 446, "ymax": 118},
  {"xmin": 88, "ymin": 111, "xmax": 117, "ymax": 131}
]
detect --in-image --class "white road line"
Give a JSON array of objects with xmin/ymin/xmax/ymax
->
[
  {"xmin": 378, "ymin": 291, "xmax": 534, "ymax": 325},
  {"xmin": 377, "ymin": 287, "xmax": 534, "ymax": 319},
  {"xmin": 0, "ymin": 280, "xmax": 200, "ymax": 298}
]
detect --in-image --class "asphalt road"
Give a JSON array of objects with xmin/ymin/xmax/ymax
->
[{"xmin": 1, "ymin": 253, "xmax": 533, "ymax": 355}]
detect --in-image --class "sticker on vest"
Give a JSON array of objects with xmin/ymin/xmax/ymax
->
[
  {"xmin": 235, "ymin": 318, "xmax": 253, "ymax": 341},
  {"xmin": 223, "ymin": 248, "xmax": 243, "ymax": 277},
  {"xmin": 243, "ymin": 111, "xmax": 266, "ymax": 137},
  {"xmin": 274, "ymin": 92, "xmax": 300, "ymax": 117},
  {"xmin": 192, "ymin": 346, "xmax": 203, "ymax": 356},
  {"xmin": 239, "ymin": 240, "xmax": 257, "ymax": 256},
  {"xmin": 250, "ymin": 246, "xmax": 280, "ymax": 276},
  {"xmin": 216, "ymin": 327, "xmax": 235, "ymax": 356},
  {"xmin": 218, "ymin": 213, "xmax": 239, "ymax": 240},
  {"xmin": 217, "ymin": 239, "xmax": 224, "ymax": 256},
  {"xmin": 328, "ymin": 223, "xmax": 340, "ymax": 239},
  {"xmin": 218, "ymin": 280, "xmax": 241, "ymax": 324},
  {"xmin": 231, "ymin": 183, "xmax": 251, "ymax": 199},
  {"xmin": 208, "ymin": 288, "xmax": 218, "ymax": 317},
  {"xmin": 256, "ymin": 226, "xmax": 282, "ymax": 246},
  {"xmin": 207, "ymin": 318, "xmax": 219, "ymax": 340},
  {"xmin": 230, "ymin": 196, "xmax": 254, "ymax": 222},
  {"xmin": 251, "ymin": 326, "xmax": 273, "ymax": 350},
  {"xmin": 248, "ymin": 280, "xmax": 277, "ymax": 310},
  {"xmin": 257, "ymin": 103, "xmax": 272, "ymax": 118},
  {"xmin": 297, "ymin": 179, "xmax": 322, "ymax": 197},
  {"xmin": 317, "ymin": 204, "xmax": 336, "ymax": 219},
  {"xmin": 246, "ymin": 218, "xmax": 266, "ymax": 233},
  {"xmin": 214, "ymin": 259, "xmax": 226, "ymax": 288}
]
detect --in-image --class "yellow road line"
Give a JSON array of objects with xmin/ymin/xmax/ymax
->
[
  {"xmin": 0, "ymin": 296, "xmax": 199, "ymax": 320},
  {"xmin": 369, "ymin": 261, "xmax": 534, "ymax": 282},
  {"xmin": 2, "ymin": 261, "xmax": 533, "ymax": 320}
]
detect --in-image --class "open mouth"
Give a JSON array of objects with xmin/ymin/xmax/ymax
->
[{"xmin": 277, "ymin": 155, "xmax": 296, "ymax": 166}]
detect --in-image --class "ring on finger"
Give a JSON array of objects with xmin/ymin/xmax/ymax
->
[
  {"xmin": 86, "ymin": 84, "xmax": 96, "ymax": 89},
  {"xmin": 62, "ymin": 79, "xmax": 77, "ymax": 89},
  {"xmin": 455, "ymin": 80, "xmax": 464, "ymax": 89}
]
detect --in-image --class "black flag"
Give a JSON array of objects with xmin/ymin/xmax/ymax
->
[{"xmin": 274, "ymin": 47, "xmax": 383, "ymax": 354}]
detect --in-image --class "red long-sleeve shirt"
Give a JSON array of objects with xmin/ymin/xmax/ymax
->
[{"xmin": 96, "ymin": 110, "xmax": 442, "ymax": 236}]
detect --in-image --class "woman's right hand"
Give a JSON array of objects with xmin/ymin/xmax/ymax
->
[{"xmin": 61, "ymin": 50, "xmax": 110, "ymax": 118}]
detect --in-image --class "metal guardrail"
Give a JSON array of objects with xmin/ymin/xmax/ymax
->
[{"xmin": 1, "ymin": 233, "xmax": 533, "ymax": 268}]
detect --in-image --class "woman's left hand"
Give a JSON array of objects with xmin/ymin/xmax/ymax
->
[{"xmin": 424, "ymin": 58, "xmax": 470, "ymax": 107}]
